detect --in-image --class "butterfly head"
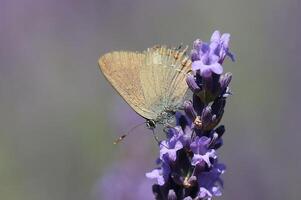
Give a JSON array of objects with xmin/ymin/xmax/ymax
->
[{"xmin": 146, "ymin": 119, "xmax": 156, "ymax": 129}]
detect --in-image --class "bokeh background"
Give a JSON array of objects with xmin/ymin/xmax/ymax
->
[{"xmin": 0, "ymin": 0, "xmax": 300, "ymax": 199}]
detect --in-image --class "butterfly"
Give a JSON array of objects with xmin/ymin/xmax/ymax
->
[{"xmin": 98, "ymin": 46, "xmax": 191, "ymax": 136}]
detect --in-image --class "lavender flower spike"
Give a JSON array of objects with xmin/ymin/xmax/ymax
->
[{"xmin": 147, "ymin": 31, "xmax": 235, "ymax": 199}]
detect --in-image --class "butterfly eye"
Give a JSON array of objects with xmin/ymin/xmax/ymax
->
[{"xmin": 146, "ymin": 120, "xmax": 156, "ymax": 129}]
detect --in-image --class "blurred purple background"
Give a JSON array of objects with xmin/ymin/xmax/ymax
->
[{"xmin": 0, "ymin": 0, "xmax": 300, "ymax": 199}]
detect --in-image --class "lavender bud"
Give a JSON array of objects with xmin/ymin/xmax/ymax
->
[
  {"xmin": 213, "ymin": 138, "xmax": 223, "ymax": 150},
  {"xmin": 190, "ymin": 49, "xmax": 199, "ymax": 62},
  {"xmin": 202, "ymin": 73, "xmax": 213, "ymax": 93},
  {"xmin": 186, "ymin": 75, "xmax": 201, "ymax": 93},
  {"xmin": 211, "ymin": 73, "xmax": 221, "ymax": 95},
  {"xmin": 201, "ymin": 106, "xmax": 213, "ymax": 129},
  {"xmin": 219, "ymin": 72, "xmax": 232, "ymax": 93},
  {"xmin": 175, "ymin": 112, "xmax": 190, "ymax": 131},
  {"xmin": 211, "ymin": 98, "xmax": 226, "ymax": 117},
  {"xmin": 183, "ymin": 100, "xmax": 196, "ymax": 121},
  {"xmin": 152, "ymin": 184, "xmax": 162, "ymax": 199},
  {"xmin": 222, "ymin": 87, "xmax": 232, "ymax": 98},
  {"xmin": 212, "ymin": 114, "xmax": 217, "ymax": 122},
  {"xmin": 210, "ymin": 126, "xmax": 226, "ymax": 150},
  {"xmin": 195, "ymin": 70, "xmax": 203, "ymax": 85},
  {"xmin": 192, "ymin": 38, "xmax": 202, "ymax": 51},
  {"xmin": 192, "ymin": 94, "xmax": 204, "ymax": 116},
  {"xmin": 215, "ymin": 125, "xmax": 225, "ymax": 137}
]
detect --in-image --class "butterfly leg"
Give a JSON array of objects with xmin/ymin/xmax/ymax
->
[
  {"xmin": 163, "ymin": 126, "xmax": 169, "ymax": 133},
  {"xmin": 151, "ymin": 129, "xmax": 161, "ymax": 145},
  {"xmin": 177, "ymin": 105, "xmax": 185, "ymax": 110},
  {"xmin": 151, "ymin": 129, "xmax": 171, "ymax": 149},
  {"xmin": 163, "ymin": 122, "xmax": 174, "ymax": 133}
]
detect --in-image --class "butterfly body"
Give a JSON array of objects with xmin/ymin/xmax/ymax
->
[
  {"xmin": 99, "ymin": 46, "xmax": 191, "ymax": 128},
  {"xmin": 145, "ymin": 108, "xmax": 176, "ymax": 129}
]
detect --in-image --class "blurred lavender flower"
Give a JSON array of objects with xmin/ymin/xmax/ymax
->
[
  {"xmin": 94, "ymin": 100, "xmax": 154, "ymax": 200},
  {"xmin": 95, "ymin": 160, "xmax": 154, "ymax": 200},
  {"xmin": 147, "ymin": 30, "xmax": 234, "ymax": 199}
]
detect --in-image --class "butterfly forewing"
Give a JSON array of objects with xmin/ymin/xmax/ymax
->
[
  {"xmin": 99, "ymin": 51, "xmax": 157, "ymax": 120},
  {"xmin": 98, "ymin": 46, "xmax": 191, "ymax": 122}
]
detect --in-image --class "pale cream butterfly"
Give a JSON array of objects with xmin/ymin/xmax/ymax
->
[{"xmin": 98, "ymin": 46, "xmax": 191, "ymax": 143}]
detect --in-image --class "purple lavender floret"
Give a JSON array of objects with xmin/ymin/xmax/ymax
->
[
  {"xmin": 190, "ymin": 136, "xmax": 217, "ymax": 167},
  {"xmin": 159, "ymin": 127, "xmax": 185, "ymax": 162},
  {"xmin": 197, "ymin": 162, "xmax": 226, "ymax": 200},
  {"xmin": 191, "ymin": 30, "xmax": 235, "ymax": 78},
  {"xmin": 146, "ymin": 30, "xmax": 234, "ymax": 200},
  {"xmin": 146, "ymin": 154, "xmax": 171, "ymax": 186}
]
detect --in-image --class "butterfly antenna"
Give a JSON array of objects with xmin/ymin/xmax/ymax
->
[
  {"xmin": 175, "ymin": 43, "xmax": 183, "ymax": 50},
  {"xmin": 113, "ymin": 122, "xmax": 146, "ymax": 144},
  {"xmin": 175, "ymin": 68, "xmax": 192, "ymax": 77}
]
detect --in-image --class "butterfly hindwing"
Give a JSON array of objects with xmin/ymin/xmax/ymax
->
[{"xmin": 140, "ymin": 46, "xmax": 190, "ymax": 115}]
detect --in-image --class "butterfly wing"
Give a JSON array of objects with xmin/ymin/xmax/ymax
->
[
  {"xmin": 99, "ymin": 47, "xmax": 192, "ymax": 122},
  {"xmin": 140, "ymin": 46, "xmax": 191, "ymax": 117},
  {"xmin": 99, "ymin": 51, "xmax": 158, "ymax": 120}
]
